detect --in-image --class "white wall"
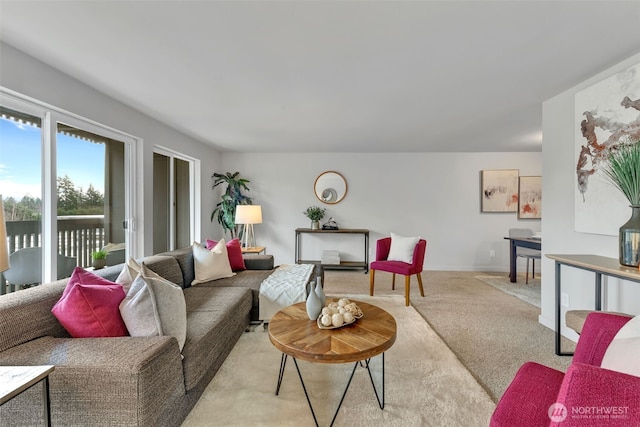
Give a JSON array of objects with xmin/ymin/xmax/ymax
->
[
  {"xmin": 1, "ymin": 42, "xmax": 545, "ymax": 275},
  {"xmin": 221, "ymin": 152, "xmax": 541, "ymax": 270},
  {"xmin": 0, "ymin": 42, "xmax": 223, "ymax": 256},
  {"xmin": 541, "ymin": 52, "xmax": 640, "ymax": 340}
]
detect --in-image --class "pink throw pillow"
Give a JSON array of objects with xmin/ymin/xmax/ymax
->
[
  {"xmin": 62, "ymin": 267, "xmax": 120, "ymax": 298},
  {"xmin": 52, "ymin": 283, "xmax": 129, "ymax": 337},
  {"xmin": 206, "ymin": 238, "xmax": 246, "ymax": 271}
]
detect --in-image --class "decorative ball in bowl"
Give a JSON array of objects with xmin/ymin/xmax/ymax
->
[{"xmin": 317, "ymin": 298, "xmax": 363, "ymax": 329}]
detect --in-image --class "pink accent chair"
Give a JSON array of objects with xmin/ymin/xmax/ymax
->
[
  {"xmin": 369, "ymin": 237, "xmax": 427, "ymax": 306},
  {"xmin": 491, "ymin": 312, "xmax": 640, "ymax": 426}
]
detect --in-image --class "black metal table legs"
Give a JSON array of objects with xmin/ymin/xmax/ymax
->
[{"xmin": 275, "ymin": 353, "xmax": 385, "ymax": 427}]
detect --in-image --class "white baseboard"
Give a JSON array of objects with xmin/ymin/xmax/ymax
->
[{"xmin": 538, "ymin": 314, "xmax": 579, "ymax": 343}]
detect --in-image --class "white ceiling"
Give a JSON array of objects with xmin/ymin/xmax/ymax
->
[{"xmin": 1, "ymin": 1, "xmax": 639, "ymax": 153}]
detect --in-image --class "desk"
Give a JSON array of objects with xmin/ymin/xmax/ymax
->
[
  {"xmin": 0, "ymin": 365, "xmax": 55, "ymax": 426},
  {"xmin": 504, "ymin": 237, "xmax": 541, "ymax": 282},
  {"xmin": 546, "ymin": 254, "xmax": 640, "ymax": 356},
  {"xmin": 295, "ymin": 228, "xmax": 369, "ymax": 273}
]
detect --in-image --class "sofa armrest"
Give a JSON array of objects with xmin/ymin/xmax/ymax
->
[
  {"xmin": 491, "ymin": 361, "xmax": 565, "ymax": 427},
  {"xmin": 551, "ymin": 362, "xmax": 640, "ymax": 426},
  {"xmin": 243, "ymin": 254, "xmax": 274, "ymax": 270}
]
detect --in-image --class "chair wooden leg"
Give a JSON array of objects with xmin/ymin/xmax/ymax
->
[
  {"xmin": 526, "ymin": 259, "xmax": 530, "ymax": 284},
  {"xmin": 416, "ymin": 273, "xmax": 425, "ymax": 297},
  {"xmin": 391, "ymin": 273, "xmax": 396, "ymax": 290},
  {"xmin": 404, "ymin": 275, "xmax": 410, "ymax": 306},
  {"xmin": 369, "ymin": 269, "xmax": 375, "ymax": 296}
]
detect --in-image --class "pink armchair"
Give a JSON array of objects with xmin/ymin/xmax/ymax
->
[
  {"xmin": 491, "ymin": 312, "xmax": 640, "ymax": 426},
  {"xmin": 369, "ymin": 237, "xmax": 427, "ymax": 306}
]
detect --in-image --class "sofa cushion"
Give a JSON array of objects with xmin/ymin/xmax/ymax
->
[
  {"xmin": 191, "ymin": 241, "xmax": 234, "ymax": 285},
  {"xmin": 140, "ymin": 255, "xmax": 185, "ymax": 288},
  {"xmin": 181, "ymin": 286, "xmax": 252, "ymax": 390},
  {"xmin": 52, "ymin": 283, "xmax": 128, "ymax": 338},
  {"xmin": 192, "ymin": 269, "xmax": 274, "ymax": 322},
  {"xmin": 119, "ymin": 263, "xmax": 187, "ymax": 351}
]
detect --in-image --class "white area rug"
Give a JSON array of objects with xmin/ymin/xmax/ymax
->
[
  {"xmin": 475, "ymin": 275, "xmax": 541, "ymax": 308},
  {"xmin": 182, "ymin": 295, "xmax": 495, "ymax": 426}
]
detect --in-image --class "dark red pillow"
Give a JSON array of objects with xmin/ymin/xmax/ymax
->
[
  {"xmin": 206, "ymin": 238, "xmax": 246, "ymax": 271},
  {"xmin": 52, "ymin": 267, "xmax": 129, "ymax": 337},
  {"xmin": 52, "ymin": 283, "xmax": 128, "ymax": 337},
  {"xmin": 62, "ymin": 267, "xmax": 120, "ymax": 298}
]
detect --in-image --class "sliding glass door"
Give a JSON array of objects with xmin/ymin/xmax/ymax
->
[
  {"xmin": 56, "ymin": 122, "xmax": 127, "ymax": 270},
  {"xmin": 153, "ymin": 149, "xmax": 194, "ymax": 253},
  {"xmin": 0, "ymin": 93, "xmax": 136, "ymax": 291}
]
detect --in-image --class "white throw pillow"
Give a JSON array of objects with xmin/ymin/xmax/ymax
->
[
  {"xmin": 119, "ymin": 263, "xmax": 187, "ymax": 351},
  {"xmin": 191, "ymin": 240, "xmax": 235, "ymax": 285},
  {"xmin": 601, "ymin": 314, "xmax": 640, "ymax": 378},
  {"xmin": 115, "ymin": 258, "xmax": 142, "ymax": 294},
  {"xmin": 387, "ymin": 232, "xmax": 420, "ymax": 264}
]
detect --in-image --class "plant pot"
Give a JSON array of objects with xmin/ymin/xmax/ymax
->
[
  {"xmin": 311, "ymin": 220, "xmax": 320, "ymax": 230},
  {"xmin": 619, "ymin": 205, "xmax": 640, "ymax": 267},
  {"xmin": 93, "ymin": 259, "xmax": 106, "ymax": 270}
]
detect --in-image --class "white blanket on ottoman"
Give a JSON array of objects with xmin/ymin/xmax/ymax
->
[{"xmin": 259, "ymin": 264, "xmax": 315, "ymax": 321}]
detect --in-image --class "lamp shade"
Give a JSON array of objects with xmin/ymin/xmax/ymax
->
[
  {"xmin": 0, "ymin": 195, "xmax": 9, "ymax": 272},
  {"xmin": 235, "ymin": 205, "xmax": 262, "ymax": 224}
]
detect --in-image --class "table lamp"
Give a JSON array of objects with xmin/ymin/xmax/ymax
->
[
  {"xmin": 234, "ymin": 205, "xmax": 262, "ymax": 249},
  {"xmin": 0, "ymin": 195, "xmax": 10, "ymax": 273}
]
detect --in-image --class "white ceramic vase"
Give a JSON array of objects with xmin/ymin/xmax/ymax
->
[
  {"xmin": 314, "ymin": 276, "xmax": 326, "ymax": 307},
  {"xmin": 306, "ymin": 284, "xmax": 322, "ymax": 320}
]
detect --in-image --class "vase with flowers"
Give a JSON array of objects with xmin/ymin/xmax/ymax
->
[
  {"xmin": 303, "ymin": 206, "xmax": 326, "ymax": 230},
  {"xmin": 601, "ymin": 140, "xmax": 640, "ymax": 267}
]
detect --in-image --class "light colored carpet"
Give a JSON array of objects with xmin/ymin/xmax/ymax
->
[
  {"xmin": 182, "ymin": 295, "xmax": 495, "ymax": 427},
  {"xmin": 323, "ymin": 270, "xmax": 574, "ymax": 403},
  {"xmin": 475, "ymin": 274, "xmax": 541, "ymax": 308}
]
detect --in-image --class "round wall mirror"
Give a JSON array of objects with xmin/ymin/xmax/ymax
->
[{"xmin": 314, "ymin": 171, "xmax": 348, "ymax": 204}]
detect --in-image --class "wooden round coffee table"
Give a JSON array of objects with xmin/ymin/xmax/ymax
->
[{"xmin": 268, "ymin": 299, "xmax": 396, "ymax": 427}]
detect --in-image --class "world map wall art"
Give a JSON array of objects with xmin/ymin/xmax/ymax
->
[{"xmin": 575, "ymin": 62, "xmax": 640, "ymax": 236}]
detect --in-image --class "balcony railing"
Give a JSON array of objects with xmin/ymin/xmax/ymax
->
[{"xmin": 1, "ymin": 216, "xmax": 106, "ymax": 294}]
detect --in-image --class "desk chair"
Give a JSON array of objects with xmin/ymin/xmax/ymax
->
[{"xmin": 508, "ymin": 228, "xmax": 541, "ymax": 284}]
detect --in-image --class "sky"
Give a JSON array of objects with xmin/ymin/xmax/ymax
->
[{"xmin": 0, "ymin": 116, "xmax": 105, "ymax": 200}]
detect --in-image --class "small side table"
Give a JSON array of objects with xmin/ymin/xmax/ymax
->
[
  {"xmin": 242, "ymin": 246, "xmax": 266, "ymax": 255},
  {"xmin": 0, "ymin": 365, "xmax": 55, "ymax": 426}
]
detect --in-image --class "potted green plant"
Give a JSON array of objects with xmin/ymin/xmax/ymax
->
[
  {"xmin": 303, "ymin": 206, "xmax": 326, "ymax": 230},
  {"xmin": 211, "ymin": 172, "xmax": 252, "ymax": 239},
  {"xmin": 92, "ymin": 249, "xmax": 107, "ymax": 270},
  {"xmin": 601, "ymin": 140, "xmax": 640, "ymax": 266}
]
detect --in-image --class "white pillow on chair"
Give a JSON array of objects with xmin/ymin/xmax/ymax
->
[
  {"xmin": 601, "ymin": 314, "xmax": 640, "ymax": 378},
  {"xmin": 387, "ymin": 232, "xmax": 420, "ymax": 264}
]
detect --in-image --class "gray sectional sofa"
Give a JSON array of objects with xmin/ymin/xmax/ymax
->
[{"xmin": 0, "ymin": 247, "xmax": 317, "ymax": 426}]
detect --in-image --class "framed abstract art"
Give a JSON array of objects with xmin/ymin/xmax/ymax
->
[
  {"xmin": 481, "ymin": 169, "xmax": 519, "ymax": 212},
  {"xmin": 518, "ymin": 176, "xmax": 542, "ymax": 219}
]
